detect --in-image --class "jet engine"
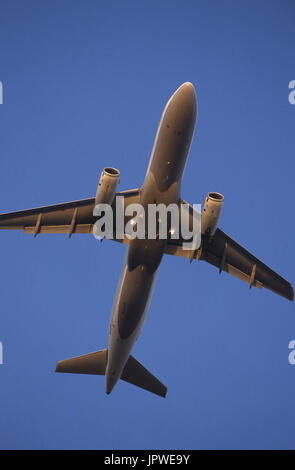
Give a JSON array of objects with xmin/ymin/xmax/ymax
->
[
  {"xmin": 95, "ymin": 167, "xmax": 120, "ymax": 207},
  {"xmin": 201, "ymin": 192, "xmax": 224, "ymax": 239}
]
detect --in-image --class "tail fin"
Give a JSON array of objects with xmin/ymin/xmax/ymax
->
[{"xmin": 55, "ymin": 349, "xmax": 167, "ymax": 398}]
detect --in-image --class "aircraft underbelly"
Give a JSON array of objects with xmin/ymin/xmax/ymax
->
[
  {"xmin": 106, "ymin": 260, "xmax": 158, "ymax": 392},
  {"xmin": 106, "ymin": 83, "xmax": 197, "ymax": 394}
]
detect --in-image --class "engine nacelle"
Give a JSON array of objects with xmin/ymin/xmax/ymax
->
[
  {"xmin": 201, "ymin": 192, "xmax": 224, "ymax": 238},
  {"xmin": 95, "ymin": 167, "xmax": 120, "ymax": 207}
]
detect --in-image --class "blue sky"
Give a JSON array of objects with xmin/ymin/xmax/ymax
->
[{"xmin": 0, "ymin": 0, "xmax": 294, "ymax": 450}]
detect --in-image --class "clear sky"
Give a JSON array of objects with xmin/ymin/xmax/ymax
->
[{"xmin": 0, "ymin": 0, "xmax": 294, "ymax": 450}]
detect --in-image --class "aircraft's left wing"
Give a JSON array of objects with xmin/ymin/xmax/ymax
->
[
  {"xmin": 0, "ymin": 189, "xmax": 140, "ymax": 238},
  {"xmin": 165, "ymin": 201, "xmax": 293, "ymax": 301},
  {"xmin": 166, "ymin": 223, "xmax": 294, "ymax": 301},
  {"xmin": 197, "ymin": 228, "xmax": 294, "ymax": 301}
]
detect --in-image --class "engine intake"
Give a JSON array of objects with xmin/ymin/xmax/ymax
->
[
  {"xmin": 201, "ymin": 192, "xmax": 224, "ymax": 239},
  {"xmin": 95, "ymin": 167, "xmax": 120, "ymax": 208}
]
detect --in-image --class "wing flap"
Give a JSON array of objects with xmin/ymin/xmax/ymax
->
[
  {"xmin": 24, "ymin": 224, "xmax": 93, "ymax": 234},
  {"xmin": 226, "ymin": 264, "xmax": 263, "ymax": 289}
]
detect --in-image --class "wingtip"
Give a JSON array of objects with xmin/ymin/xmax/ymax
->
[{"xmin": 288, "ymin": 283, "xmax": 294, "ymax": 302}]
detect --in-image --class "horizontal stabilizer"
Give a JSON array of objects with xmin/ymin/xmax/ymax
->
[
  {"xmin": 121, "ymin": 355, "xmax": 167, "ymax": 398},
  {"xmin": 55, "ymin": 349, "xmax": 167, "ymax": 398},
  {"xmin": 55, "ymin": 349, "xmax": 107, "ymax": 375}
]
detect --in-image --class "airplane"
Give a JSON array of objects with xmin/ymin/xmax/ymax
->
[{"xmin": 0, "ymin": 82, "xmax": 293, "ymax": 398}]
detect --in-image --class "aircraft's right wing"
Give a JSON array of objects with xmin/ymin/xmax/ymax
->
[
  {"xmin": 0, "ymin": 189, "xmax": 140, "ymax": 239},
  {"xmin": 0, "ymin": 197, "xmax": 96, "ymax": 236}
]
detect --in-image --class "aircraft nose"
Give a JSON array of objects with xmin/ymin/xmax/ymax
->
[
  {"xmin": 179, "ymin": 81, "xmax": 195, "ymax": 92},
  {"xmin": 171, "ymin": 81, "xmax": 197, "ymax": 123},
  {"xmin": 176, "ymin": 81, "xmax": 196, "ymax": 99},
  {"xmin": 173, "ymin": 81, "xmax": 197, "ymax": 110}
]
